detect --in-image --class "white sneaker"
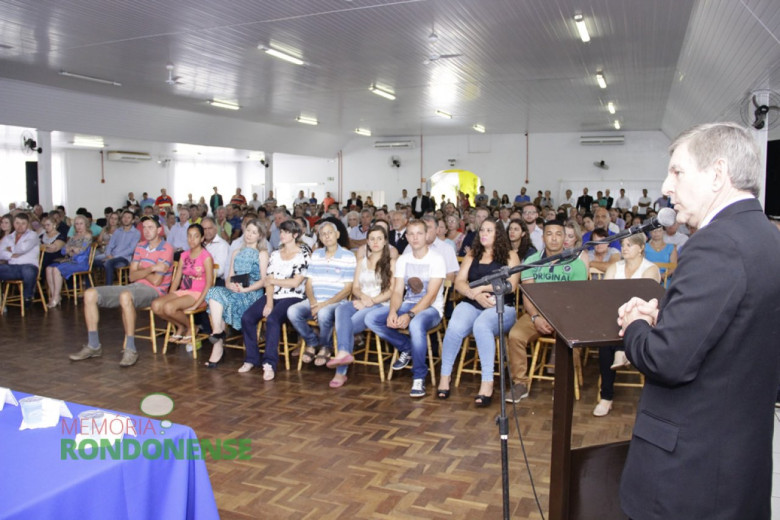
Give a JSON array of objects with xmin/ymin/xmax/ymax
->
[
  {"xmin": 611, "ymin": 351, "xmax": 630, "ymax": 370},
  {"xmin": 262, "ymin": 363, "xmax": 275, "ymax": 381},
  {"xmin": 593, "ymin": 399, "xmax": 613, "ymax": 417},
  {"xmin": 237, "ymin": 362, "xmax": 254, "ymax": 373},
  {"xmin": 410, "ymin": 378, "xmax": 426, "ymax": 398}
]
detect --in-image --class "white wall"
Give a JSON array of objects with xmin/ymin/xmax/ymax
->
[
  {"xmin": 339, "ymin": 131, "xmax": 671, "ymax": 210},
  {"xmin": 270, "ymin": 153, "xmax": 338, "ymax": 208}
]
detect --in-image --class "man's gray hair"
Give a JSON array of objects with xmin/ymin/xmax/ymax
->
[{"xmin": 669, "ymin": 122, "xmax": 761, "ymax": 197}]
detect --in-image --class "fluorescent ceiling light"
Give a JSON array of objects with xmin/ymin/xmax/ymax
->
[
  {"xmin": 355, "ymin": 128, "xmax": 372, "ymax": 136},
  {"xmin": 614, "ymin": 120, "xmax": 621, "ymax": 130},
  {"xmin": 435, "ymin": 109, "xmax": 452, "ymax": 119},
  {"xmin": 260, "ymin": 46, "xmax": 304, "ymax": 65},
  {"xmin": 369, "ymin": 84, "xmax": 396, "ymax": 101},
  {"xmin": 72, "ymin": 135, "xmax": 105, "ymax": 148},
  {"xmin": 59, "ymin": 70, "xmax": 121, "ymax": 87},
  {"xmin": 607, "ymin": 102, "xmax": 616, "ymax": 114},
  {"xmin": 596, "ymin": 72, "xmax": 607, "ymax": 89},
  {"xmin": 573, "ymin": 14, "xmax": 590, "ymax": 43},
  {"xmin": 472, "ymin": 124, "xmax": 486, "ymax": 133},
  {"xmin": 207, "ymin": 99, "xmax": 240, "ymax": 110},
  {"xmin": 296, "ymin": 115, "xmax": 319, "ymax": 126}
]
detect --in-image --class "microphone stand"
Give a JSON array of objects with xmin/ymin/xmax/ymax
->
[{"xmin": 466, "ymin": 217, "xmax": 665, "ymax": 519}]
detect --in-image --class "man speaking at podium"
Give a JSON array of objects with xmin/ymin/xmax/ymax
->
[{"xmin": 617, "ymin": 122, "xmax": 780, "ymax": 520}]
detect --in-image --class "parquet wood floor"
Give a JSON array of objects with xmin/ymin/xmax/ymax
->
[{"xmin": 0, "ymin": 304, "xmax": 640, "ymax": 519}]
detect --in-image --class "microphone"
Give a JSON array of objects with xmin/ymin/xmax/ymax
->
[{"xmin": 627, "ymin": 207, "xmax": 677, "ymax": 235}]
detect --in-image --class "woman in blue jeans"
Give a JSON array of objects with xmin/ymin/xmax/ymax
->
[
  {"xmin": 437, "ymin": 217, "xmax": 521, "ymax": 407},
  {"xmin": 328, "ymin": 226, "xmax": 395, "ymax": 388},
  {"xmin": 238, "ymin": 219, "xmax": 309, "ymax": 380}
]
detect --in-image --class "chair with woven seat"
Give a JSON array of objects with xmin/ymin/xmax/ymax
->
[
  {"xmin": 653, "ymin": 262, "xmax": 677, "ymax": 287},
  {"xmin": 353, "ymin": 329, "xmax": 395, "ymax": 382},
  {"xmin": 64, "ymin": 243, "xmax": 98, "ymax": 306},
  {"xmin": 161, "ymin": 264, "xmax": 219, "ymax": 360},
  {"xmin": 297, "ymin": 319, "xmax": 340, "ymax": 370},
  {"xmin": 1, "ymin": 245, "xmax": 48, "ymax": 317}
]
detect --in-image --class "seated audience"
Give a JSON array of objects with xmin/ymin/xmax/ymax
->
[
  {"xmin": 594, "ymin": 234, "xmax": 661, "ymax": 417},
  {"xmin": 507, "ymin": 218, "xmax": 537, "ymax": 260},
  {"xmin": 203, "ymin": 219, "xmax": 269, "ymax": 367},
  {"xmin": 0, "ymin": 213, "xmax": 40, "ymax": 305},
  {"xmin": 645, "ymin": 227, "xmax": 678, "ymax": 279},
  {"xmin": 39, "ymin": 215, "xmax": 67, "ymax": 273},
  {"xmin": 238, "ymin": 219, "xmax": 309, "ymax": 379},
  {"xmin": 330, "ymin": 226, "xmax": 394, "ymax": 387},
  {"xmin": 291, "ymin": 221, "xmax": 356, "ymax": 368},
  {"xmin": 506, "ymin": 220, "xmax": 588, "ymax": 402},
  {"xmin": 438, "ymin": 217, "xmax": 521, "ymax": 406},
  {"xmin": 46, "ymin": 215, "xmax": 93, "ymax": 307},
  {"xmin": 94, "ymin": 210, "xmax": 142, "ymax": 285},
  {"xmin": 587, "ymin": 228, "xmax": 621, "ymax": 273},
  {"xmin": 200, "ymin": 217, "xmax": 229, "ymax": 282},
  {"xmin": 365, "ymin": 219, "xmax": 446, "ymax": 398},
  {"xmin": 69, "ymin": 216, "xmax": 174, "ymax": 367},
  {"xmin": 151, "ymin": 224, "xmax": 214, "ymax": 346}
]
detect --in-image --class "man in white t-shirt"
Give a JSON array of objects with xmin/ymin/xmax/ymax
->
[
  {"xmin": 637, "ymin": 188, "xmax": 652, "ymax": 216},
  {"xmin": 663, "ymin": 222, "xmax": 688, "ymax": 250},
  {"xmin": 397, "ymin": 189, "xmax": 412, "ymax": 207},
  {"xmin": 366, "ymin": 219, "xmax": 445, "ymax": 398},
  {"xmin": 615, "ymin": 188, "xmax": 632, "ymax": 211},
  {"xmin": 403, "ymin": 215, "xmax": 459, "ymax": 282}
]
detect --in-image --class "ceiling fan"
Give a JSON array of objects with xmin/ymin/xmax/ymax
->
[
  {"xmin": 593, "ymin": 160, "xmax": 609, "ymax": 170},
  {"xmin": 165, "ymin": 63, "xmax": 183, "ymax": 86},
  {"xmin": 423, "ymin": 52, "xmax": 463, "ymax": 65},
  {"xmin": 20, "ymin": 130, "xmax": 42, "ymax": 155}
]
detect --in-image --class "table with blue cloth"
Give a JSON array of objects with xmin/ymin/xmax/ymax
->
[{"xmin": 0, "ymin": 391, "xmax": 219, "ymax": 520}]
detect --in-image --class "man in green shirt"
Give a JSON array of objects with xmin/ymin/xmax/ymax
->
[{"xmin": 505, "ymin": 220, "xmax": 588, "ymax": 402}]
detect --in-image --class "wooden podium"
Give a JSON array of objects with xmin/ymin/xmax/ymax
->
[{"xmin": 522, "ymin": 279, "xmax": 665, "ymax": 520}]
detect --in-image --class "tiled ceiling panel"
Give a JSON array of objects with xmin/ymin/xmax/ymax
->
[{"xmin": 0, "ymin": 0, "xmax": 776, "ymax": 141}]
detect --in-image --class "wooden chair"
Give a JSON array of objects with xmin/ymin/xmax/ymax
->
[
  {"xmin": 527, "ymin": 336, "xmax": 583, "ymax": 400},
  {"xmin": 162, "ymin": 264, "xmax": 219, "ymax": 360},
  {"xmin": 261, "ymin": 320, "xmax": 298, "ymax": 370},
  {"xmin": 654, "ymin": 262, "xmax": 676, "ymax": 287},
  {"xmin": 355, "ymin": 330, "xmax": 394, "ymax": 382},
  {"xmin": 125, "ymin": 261, "xmax": 178, "ymax": 354},
  {"xmin": 588, "ymin": 266, "xmax": 605, "ymax": 280},
  {"xmin": 64, "ymin": 243, "xmax": 98, "ymax": 306},
  {"xmin": 1, "ymin": 245, "xmax": 48, "ymax": 317},
  {"xmin": 115, "ymin": 265, "xmax": 131, "ymax": 285},
  {"xmin": 597, "ymin": 355, "xmax": 645, "ymax": 400},
  {"xmin": 454, "ymin": 335, "xmax": 503, "ymax": 387}
]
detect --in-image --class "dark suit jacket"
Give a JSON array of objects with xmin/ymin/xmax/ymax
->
[
  {"xmin": 411, "ymin": 196, "xmax": 432, "ymax": 218},
  {"xmin": 389, "ymin": 228, "xmax": 408, "ymax": 253},
  {"xmin": 621, "ymin": 198, "xmax": 780, "ymax": 519},
  {"xmin": 576, "ymin": 194, "xmax": 593, "ymax": 211}
]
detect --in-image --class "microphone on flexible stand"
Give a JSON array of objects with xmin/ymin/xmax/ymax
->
[{"xmin": 625, "ymin": 207, "xmax": 678, "ymax": 235}]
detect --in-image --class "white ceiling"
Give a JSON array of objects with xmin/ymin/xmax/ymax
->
[{"xmin": 0, "ymin": 0, "xmax": 778, "ymax": 145}]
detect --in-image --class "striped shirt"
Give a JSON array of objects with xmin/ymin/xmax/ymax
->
[
  {"xmin": 132, "ymin": 239, "xmax": 175, "ymax": 296},
  {"xmin": 307, "ymin": 245, "xmax": 356, "ymax": 302}
]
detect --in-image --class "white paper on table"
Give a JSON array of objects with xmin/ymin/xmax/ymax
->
[
  {"xmin": 74, "ymin": 412, "xmax": 138, "ymax": 446},
  {"xmin": 0, "ymin": 388, "xmax": 18, "ymax": 411},
  {"xmin": 19, "ymin": 398, "xmax": 73, "ymax": 430}
]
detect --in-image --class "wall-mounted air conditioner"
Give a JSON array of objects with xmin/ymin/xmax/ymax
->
[
  {"xmin": 373, "ymin": 140, "xmax": 414, "ymax": 149},
  {"xmin": 107, "ymin": 151, "xmax": 152, "ymax": 162},
  {"xmin": 579, "ymin": 135, "xmax": 625, "ymax": 145}
]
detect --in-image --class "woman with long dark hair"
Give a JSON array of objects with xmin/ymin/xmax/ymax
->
[
  {"xmin": 437, "ymin": 217, "xmax": 521, "ymax": 406},
  {"xmin": 328, "ymin": 225, "xmax": 395, "ymax": 387},
  {"xmin": 507, "ymin": 218, "xmax": 536, "ymax": 260}
]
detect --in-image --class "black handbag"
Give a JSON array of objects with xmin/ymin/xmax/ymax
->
[{"xmin": 230, "ymin": 273, "xmax": 251, "ymax": 287}]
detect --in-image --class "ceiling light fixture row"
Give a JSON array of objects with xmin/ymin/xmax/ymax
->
[
  {"xmin": 59, "ymin": 70, "xmax": 122, "ymax": 87},
  {"xmin": 296, "ymin": 115, "xmax": 319, "ymax": 126},
  {"xmin": 207, "ymin": 99, "xmax": 240, "ymax": 110},
  {"xmin": 355, "ymin": 128, "xmax": 372, "ymax": 136},
  {"xmin": 258, "ymin": 45, "xmax": 304, "ymax": 66},
  {"xmin": 573, "ymin": 13, "xmax": 590, "ymax": 43},
  {"xmin": 369, "ymin": 84, "xmax": 396, "ymax": 100}
]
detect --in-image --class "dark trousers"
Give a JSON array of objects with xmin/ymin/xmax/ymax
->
[
  {"xmin": 101, "ymin": 257, "xmax": 130, "ymax": 285},
  {"xmin": 241, "ymin": 296, "xmax": 301, "ymax": 370},
  {"xmin": 598, "ymin": 346, "xmax": 617, "ymax": 400},
  {"xmin": 0, "ymin": 264, "xmax": 39, "ymax": 299}
]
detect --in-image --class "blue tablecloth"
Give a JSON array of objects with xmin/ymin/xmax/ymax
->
[{"xmin": 0, "ymin": 392, "xmax": 219, "ymax": 520}]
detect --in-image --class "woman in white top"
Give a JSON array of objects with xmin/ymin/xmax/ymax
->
[
  {"xmin": 329, "ymin": 226, "xmax": 394, "ymax": 388},
  {"xmin": 593, "ymin": 233, "xmax": 660, "ymax": 417}
]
